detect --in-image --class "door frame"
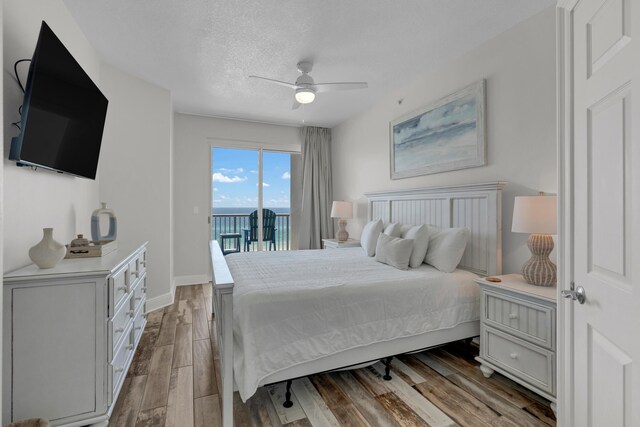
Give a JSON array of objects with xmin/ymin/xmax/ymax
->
[
  {"xmin": 556, "ymin": 1, "xmax": 580, "ymax": 425},
  {"xmin": 208, "ymin": 137, "xmax": 301, "ymax": 251}
]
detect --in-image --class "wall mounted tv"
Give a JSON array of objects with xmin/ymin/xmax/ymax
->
[{"xmin": 9, "ymin": 21, "xmax": 108, "ymax": 180}]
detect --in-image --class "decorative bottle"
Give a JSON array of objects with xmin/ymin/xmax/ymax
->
[
  {"xmin": 29, "ymin": 228, "xmax": 66, "ymax": 269},
  {"xmin": 91, "ymin": 202, "xmax": 117, "ymax": 242}
]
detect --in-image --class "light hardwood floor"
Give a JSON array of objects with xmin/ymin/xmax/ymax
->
[{"xmin": 109, "ymin": 284, "xmax": 556, "ymax": 427}]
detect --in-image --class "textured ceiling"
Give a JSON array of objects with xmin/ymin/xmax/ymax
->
[{"xmin": 63, "ymin": 0, "xmax": 554, "ymax": 127}]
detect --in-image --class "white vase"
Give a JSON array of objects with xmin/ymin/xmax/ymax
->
[{"xmin": 29, "ymin": 228, "xmax": 66, "ymax": 269}]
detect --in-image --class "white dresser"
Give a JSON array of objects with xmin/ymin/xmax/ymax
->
[
  {"xmin": 474, "ymin": 274, "xmax": 557, "ymax": 413},
  {"xmin": 2, "ymin": 242, "xmax": 148, "ymax": 427}
]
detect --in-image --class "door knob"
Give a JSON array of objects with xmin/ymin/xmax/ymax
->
[{"xmin": 561, "ymin": 284, "xmax": 586, "ymax": 304}]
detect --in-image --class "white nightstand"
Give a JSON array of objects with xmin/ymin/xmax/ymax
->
[
  {"xmin": 322, "ymin": 238, "xmax": 360, "ymax": 249},
  {"xmin": 474, "ymin": 274, "xmax": 557, "ymax": 414}
]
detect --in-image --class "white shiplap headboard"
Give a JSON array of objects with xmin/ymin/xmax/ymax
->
[{"xmin": 365, "ymin": 182, "xmax": 506, "ymax": 276}]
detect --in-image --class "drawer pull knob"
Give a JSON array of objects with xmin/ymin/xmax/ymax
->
[
  {"xmin": 114, "ymin": 367, "xmax": 124, "ymax": 373},
  {"xmin": 509, "ymin": 352, "xmax": 518, "ymax": 359},
  {"xmin": 115, "ymin": 328, "xmax": 124, "ymax": 333},
  {"xmin": 118, "ymin": 286, "xmax": 127, "ymax": 292},
  {"xmin": 126, "ymin": 345, "xmax": 134, "ymax": 350},
  {"xmin": 508, "ymin": 313, "xmax": 518, "ymax": 319},
  {"xmin": 131, "ymin": 271, "xmax": 139, "ymax": 278}
]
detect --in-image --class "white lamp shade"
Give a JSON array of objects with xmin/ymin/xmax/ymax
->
[
  {"xmin": 512, "ymin": 195, "xmax": 557, "ymax": 234},
  {"xmin": 331, "ymin": 201, "xmax": 353, "ymax": 219}
]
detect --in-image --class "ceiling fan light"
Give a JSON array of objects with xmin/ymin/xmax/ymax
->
[{"xmin": 295, "ymin": 88, "xmax": 316, "ymax": 104}]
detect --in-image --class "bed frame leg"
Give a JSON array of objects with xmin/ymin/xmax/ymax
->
[
  {"xmin": 283, "ymin": 380, "xmax": 293, "ymax": 408},
  {"xmin": 383, "ymin": 356, "xmax": 393, "ymax": 381}
]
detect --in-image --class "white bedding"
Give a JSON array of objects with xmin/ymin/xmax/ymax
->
[{"xmin": 226, "ymin": 247, "xmax": 480, "ymax": 401}]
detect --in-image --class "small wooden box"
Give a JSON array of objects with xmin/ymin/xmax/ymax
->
[{"xmin": 65, "ymin": 240, "xmax": 118, "ymax": 259}]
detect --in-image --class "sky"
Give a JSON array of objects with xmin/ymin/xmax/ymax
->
[{"xmin": 211, "ymin": 148, "xmax": 291, "ymax": 208}]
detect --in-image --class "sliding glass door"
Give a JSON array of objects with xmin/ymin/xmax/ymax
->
[
  {"xmin": 211, "ymin": 147, "xmax": 292, "ymax": 252},
  {"xmin": 262, "ymin": 151, "xmax": 292, "ymax": 250}
]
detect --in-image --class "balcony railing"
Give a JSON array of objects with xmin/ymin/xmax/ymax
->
[{"xmin": 211, "ymin": 213, "xmax": 291, "ymax": 252}]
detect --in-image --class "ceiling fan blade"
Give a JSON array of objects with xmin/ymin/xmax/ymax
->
[
  {"xmin": 249, "ymin": 75, "xmax": 299, "ymax": 89},
  {"xmin": 292, "ymin": 99, "xmax": 301, "ymax": 110},
  {"xmin": 313, "ymin": 82, "xmax": 368, "ymax": 93}
]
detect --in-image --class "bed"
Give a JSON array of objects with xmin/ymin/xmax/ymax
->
[{"xmin": 209, "ymin": 181, "xmax": 506, "ymax": 427}]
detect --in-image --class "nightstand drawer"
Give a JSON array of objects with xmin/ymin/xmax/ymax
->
[
  {"xmin": 483, "ymin": 290, "xmax": 554, "ymax": 349},
  {"xmin": 482, "ymin": 326, "xmax": 554, "ymax": 395}
]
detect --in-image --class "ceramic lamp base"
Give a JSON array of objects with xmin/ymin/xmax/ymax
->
[
  {"xmin": 522, "ymin": 234, "xmax": 557, "ymax": 286},
  {"xmin": 336, "ymin": 218, "xmax": 349, "ymax": 242}
]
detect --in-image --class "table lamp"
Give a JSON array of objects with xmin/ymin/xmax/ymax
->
[
  {"xmin": 512, "ymin": 193, "xmax": 557, "ymax": 286},
  {"xmin": 331, "ymin": 201, "xmax": 353, "ymax": 242}
]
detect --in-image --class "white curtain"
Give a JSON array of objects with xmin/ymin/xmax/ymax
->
[{"xmin": 298, "ymin": 126, "xmax": 334, "ymax": 249}]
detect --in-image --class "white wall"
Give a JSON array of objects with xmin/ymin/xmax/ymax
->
[
  {"xmin": 173, "ymin": 113, "xmax": 301, "ymax": 282},
  {"xmin": 332, "ymin": 7, "xmax": 557, "ymax": 274},
  {"xmin": 99, "ymin": 63, "xmax": 173, "ymax": 308},
  {"xmin": 0, "ymin": 1, "xmax": 4, "ymax": 417},
  {"xmin": 3, "ymin": 0, "xmax": 101, "ymax": 272}
]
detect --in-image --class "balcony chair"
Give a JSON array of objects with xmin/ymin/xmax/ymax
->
[{"xmin": 243, "ymin": 209, "xmax": 277, "ymax": 251}]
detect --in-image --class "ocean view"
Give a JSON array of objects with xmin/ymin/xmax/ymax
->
[
  {"xmin": 212, "ymin": 207, "xmax": 291, "ymax": 215},
  {"xmin": 211, "ymin": 147, "xmax": 292, "ymax": 250},
  {"xmin": 211, "ymin": 207, "xmax": 291, "ymax": 250}
]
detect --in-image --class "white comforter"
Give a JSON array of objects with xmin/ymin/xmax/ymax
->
[{"xmin": 226, "ymin": 247, "xmax": 480, "ymax": 401}]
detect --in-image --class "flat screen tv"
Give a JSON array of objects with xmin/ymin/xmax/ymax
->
[{"xmin": 9, "ymin": 21, "xmax": 108, "ymax": 180}]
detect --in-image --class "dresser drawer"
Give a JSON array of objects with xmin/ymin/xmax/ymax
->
[
  {"xmin": 129, "ymin": 257, "xmax": 142, "ymax": 288},
  {"xmin": 131, "ymin": 273, "xmax": 147, "ymax": 313},
  {"xmin": 482, "ymin": 326, "xmax": 554, "ymax": 395},
  {"xmin": 138, "ymin": 250, "xmax": 147, "ymax": 276},
  {"xmin": 109, "ymin": 295, "xmax": 134, "ymax": 360},
  {"xmin": 483, "ymin": 290, "xmax": 554, "ymax": 349},
  {"xmin": 109, "ymin": 264, "xmax": 130, "ymax": 315},
  {"xmin": 109, "ymin": 324, "xmax": 135, "ymax": 405},
  {"xmin": 132, "ymin": 302, "xmax": 146, "ymax": 346},
  {"xmin": 129, "ymin": 250, "xmax": 147, "ymax": 286}
]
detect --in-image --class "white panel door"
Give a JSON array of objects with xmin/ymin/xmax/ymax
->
[{"xmin": 569, "ymin": 0, "xmax": 640, "ymax": 424}]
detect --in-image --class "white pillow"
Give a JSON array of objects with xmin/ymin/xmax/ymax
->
[
  {"xmin": 401, "ymin": 224, "xmax": 430, "ymax": 268},
  {"xmin": 424, "ymin": 226, "xmax": 470, "ymax": 273},
  {"xmin": 374, "ymin": 233, "xmax": 414, "ymax": 270},
  {"xmin": 399, "ymin": 224, "xmax": 412, "ymax": 236},
  {"xmin": 360, "ymin": 219, "xmax": 384, "ymax": 257},
  {"xmin": 383, "ymin": 222, "xmax": 402, "ymax": 238}
]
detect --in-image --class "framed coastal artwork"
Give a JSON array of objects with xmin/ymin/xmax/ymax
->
[{"xmin": 390, "ymin": 80, "xmax": 486, "ymax": 179}]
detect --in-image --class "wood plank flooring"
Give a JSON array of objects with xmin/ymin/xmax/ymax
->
[{"xmin": 109, "ymin": 284, "xmax": 556, "ymax": 427}]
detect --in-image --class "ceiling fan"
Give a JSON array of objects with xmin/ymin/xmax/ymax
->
[{"xmin": 249, "ymin": 61, "xmax": 368, "ymax": 109}]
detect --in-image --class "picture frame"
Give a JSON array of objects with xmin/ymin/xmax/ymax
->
[{"xmin": 390, "ymin": 79, "xmax": 487, "ymax": 179}]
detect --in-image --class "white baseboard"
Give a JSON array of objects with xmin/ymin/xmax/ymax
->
[
  {"xmin": 146, "ymin": 289, "xmax": 174, "ymax": 313},
  {"xmin": 146, "ymin": 275, "xmax": 211, "ymax": 313},
  {"xmin": 173, "ymin": 274, "xmax": 211, "ymax": 287}
]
